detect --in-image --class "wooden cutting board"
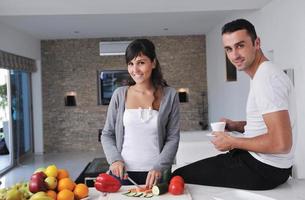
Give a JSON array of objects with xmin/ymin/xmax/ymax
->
[{"xmin": 97, "ymin": 185, "xmax": 192, "ymax": 200}]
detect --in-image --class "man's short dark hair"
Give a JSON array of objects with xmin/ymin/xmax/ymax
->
[{"xmin": 221, "ymin": 19, "xmax": 257, "ymax": 44}]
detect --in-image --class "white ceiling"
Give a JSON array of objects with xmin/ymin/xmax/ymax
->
[{"xmin": 0, "ymin": 0, "xmax": 272, "ymax": 40}]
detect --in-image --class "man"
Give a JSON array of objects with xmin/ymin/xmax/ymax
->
[{"xmin": 172, "ymin": 19, "xmax": 296, "ymax": 190}]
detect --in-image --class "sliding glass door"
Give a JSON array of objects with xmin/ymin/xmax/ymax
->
[
  {"xmin": 10, "ymin": 70, "xmax": 33, "ymax": 160},
  {"xmin": 0, "ymin": 69, "xmax": 12, "ymax": 175},
  {"xmin": 0, "ymin": 69, "xmax": 33, "ymax": 176}
]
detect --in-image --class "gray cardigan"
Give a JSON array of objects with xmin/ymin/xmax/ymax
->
[{"xmin": 101, "ymin": 86, "xmax": 180, "ymax": 171}]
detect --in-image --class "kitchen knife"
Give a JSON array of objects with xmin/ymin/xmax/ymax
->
[{"xmin": 127, "ymin": 176, "xmax": 143, "ymax": 189}]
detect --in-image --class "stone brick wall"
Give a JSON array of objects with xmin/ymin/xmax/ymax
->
[{"xmin": 41, "ymin": 35, "xmax": 208, "ymax": 153}]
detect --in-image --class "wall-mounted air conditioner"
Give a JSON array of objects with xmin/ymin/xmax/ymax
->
[{"xmin": 99, "ymin": 41, "xmax": 131, "ymax": 56}]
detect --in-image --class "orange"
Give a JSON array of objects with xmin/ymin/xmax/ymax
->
[
  {"xmin": 73, "ymin": 183, "xmax": 89, "ymax": 200},
  {"xmin": 57, "ymin": 169, "xmax": 69, "ymax": 180},
  {"xmin": 57, "ymin": 178, "xmax": 76, "ymax": 191},
  {"xmin": 46, "ymin": 190, "xmax": 57, "ymax": 200},
  {"xmin": 57, "ymin": 189, "xmax": 74, "ymax": 200}
]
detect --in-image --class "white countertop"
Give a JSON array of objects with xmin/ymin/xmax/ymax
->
[
  {"xmin": 88, "ymin": 178, "xmax": 305, "ymax": 200},
  {"xmin": 88, "ymin": 131, "xmax": 305, "ymax": 200}
]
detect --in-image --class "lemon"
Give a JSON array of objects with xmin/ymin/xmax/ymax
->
[{"xmin": 45, "ymin": 164, "xmax": 58, "ymax": 177}]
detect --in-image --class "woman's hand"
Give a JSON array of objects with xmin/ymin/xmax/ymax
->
[
  {"xmin": 109, "ymin": 160, "xmax": 125, "ymax": 179},
  {"xmin": 145, "ymin": 169, "xmax": 161, "ymax": 189}
]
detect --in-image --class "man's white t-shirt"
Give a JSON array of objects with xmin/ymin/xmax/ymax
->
[{"xmin": 244, "ymin": 61, "xmax": 296, "ymax": 168}]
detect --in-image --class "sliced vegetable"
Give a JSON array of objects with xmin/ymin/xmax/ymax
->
[
  {"xmin": 122, "ymin": 187, "xmax": 154, "ymax": 198},
  {"xmin": 135, "ymin": 192, "xmax": 145, "ymax": 197},
  {"xmin": 125, "ymin": 192, "xmax": 137, "ymax": 197},
  {"xmin": 122, "ymin": 191, "xmax": 132, "ymax": 195},
  {"xmin": 143, "ymin": 193, "xmax": 154, "ymax": 198},
  {"xmin": 152, "ymin": 183, "xmax": 168, "ymax": 195}
]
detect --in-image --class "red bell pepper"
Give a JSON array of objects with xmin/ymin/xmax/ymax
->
[{"xmin": 94, "ymin": 173, "xmax": 121, "ymax": 193}]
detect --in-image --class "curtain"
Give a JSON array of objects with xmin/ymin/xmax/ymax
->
[{"xmin": 0, "ymin": 50, "xmax": 36, "ymax": 72}]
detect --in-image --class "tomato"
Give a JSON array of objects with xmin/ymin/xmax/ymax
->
[
  {"xmin": 170, "ymin": 176, "xmax": 185, "ymax": 185},
  {"xmin": 94, "ymin": 173, "xmax": 121, "ymax": 193},
  {"xmin": 168, "ymin": 176, "xmax": 185, "ymax": 195},
  {"xmin": 168, "ymin": 182, "xmax": 184, "ymax": 195}
]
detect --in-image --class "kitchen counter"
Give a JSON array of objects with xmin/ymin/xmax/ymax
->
[
  {"xmin": 88, "ymin": 131, "xmax": 305, "ymax": 199},
  {"xmin": 88, "ymin": 178, "xmax": 305, "ymax": 200}
]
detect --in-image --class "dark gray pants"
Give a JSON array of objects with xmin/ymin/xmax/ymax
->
[{"xmin": 172, "ymin": 149, "xmax": 291, "ymax": 190}]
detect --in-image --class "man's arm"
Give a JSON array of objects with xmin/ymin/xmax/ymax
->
[
  {"xmin": 220, "ymin": 118, "xmax": 246, "ymax": 133},
  {"xmin": 214, "ymin": 110, "xmax": 292, "ymax": 154}
]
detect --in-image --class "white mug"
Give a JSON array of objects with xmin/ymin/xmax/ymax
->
[{"xmin": 210, "ymin": 122, "xmax": 226, "ymax": 132}]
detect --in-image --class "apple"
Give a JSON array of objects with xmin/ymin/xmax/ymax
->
[
  {"xmin": 29, "ymin": 172, "xmax": 48, "ymax": 193},
  {"xmin": 44, "ymin": 176, "xmax": 57, "ymax": 190},
  {"xmin": 31, "ymin": 171, "xmax": 47, "ymax": 181},
  {"xmin": 29, "ymin": 181, "xmax": 46, "ymax": 192},
  {"xmin": 29, "ymin": 180, "xmax": 47, "ymax": 193}
]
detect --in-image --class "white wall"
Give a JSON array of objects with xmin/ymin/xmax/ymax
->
[
  {"xmin": 206, "ymin": 0, "xmax": 305, "ymax": 178},
  {"xmin": 31, "ymin": 61, "xmax": 43, "ymax": 154},
  {"xmin": 0, "ymin": 22, "xmax": 43, "ymax": 154},
  {"xmin": 206, "ymin": 23, "xmax": 249, "ymax": 122}
]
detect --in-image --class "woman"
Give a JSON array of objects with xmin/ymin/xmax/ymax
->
[{"xmin": 101, "ymin": 39, "xmax": 180, "ymax": 189}]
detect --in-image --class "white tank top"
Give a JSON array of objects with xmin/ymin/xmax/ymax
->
[{"xmin": 122, "ymin": 108, "xmax": 159, "ymax": 171}]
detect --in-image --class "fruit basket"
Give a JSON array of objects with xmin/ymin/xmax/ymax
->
[{"xmin": 0, "ymin": 164, "xmax": 89, "ymax": 200}]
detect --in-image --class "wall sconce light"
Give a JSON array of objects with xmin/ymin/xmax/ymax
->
[
  {"xmin": 178, "ymin": 88, "xmax": 189, "ymax": 103},
  {"xmin": 65, "ymin": 91, "xmax": 77, "ymax": 106}
]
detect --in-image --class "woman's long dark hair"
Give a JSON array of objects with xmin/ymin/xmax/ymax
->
[{"xmin": 125, "ymin": 39, "xmax": 168, "ymax": 89}]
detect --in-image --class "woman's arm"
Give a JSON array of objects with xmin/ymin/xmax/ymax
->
[
  {"xmin": 153, "ymin": 90, "xmax": 180, "ymax": 171},
  {"xmin": 101, "ymin": 89, "xmax": 124, "ymax": 165}
]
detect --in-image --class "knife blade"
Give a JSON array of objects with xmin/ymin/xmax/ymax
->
[{"xmin": 127, "ymin": 176, "xmax": 143, "ymax": 189}]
